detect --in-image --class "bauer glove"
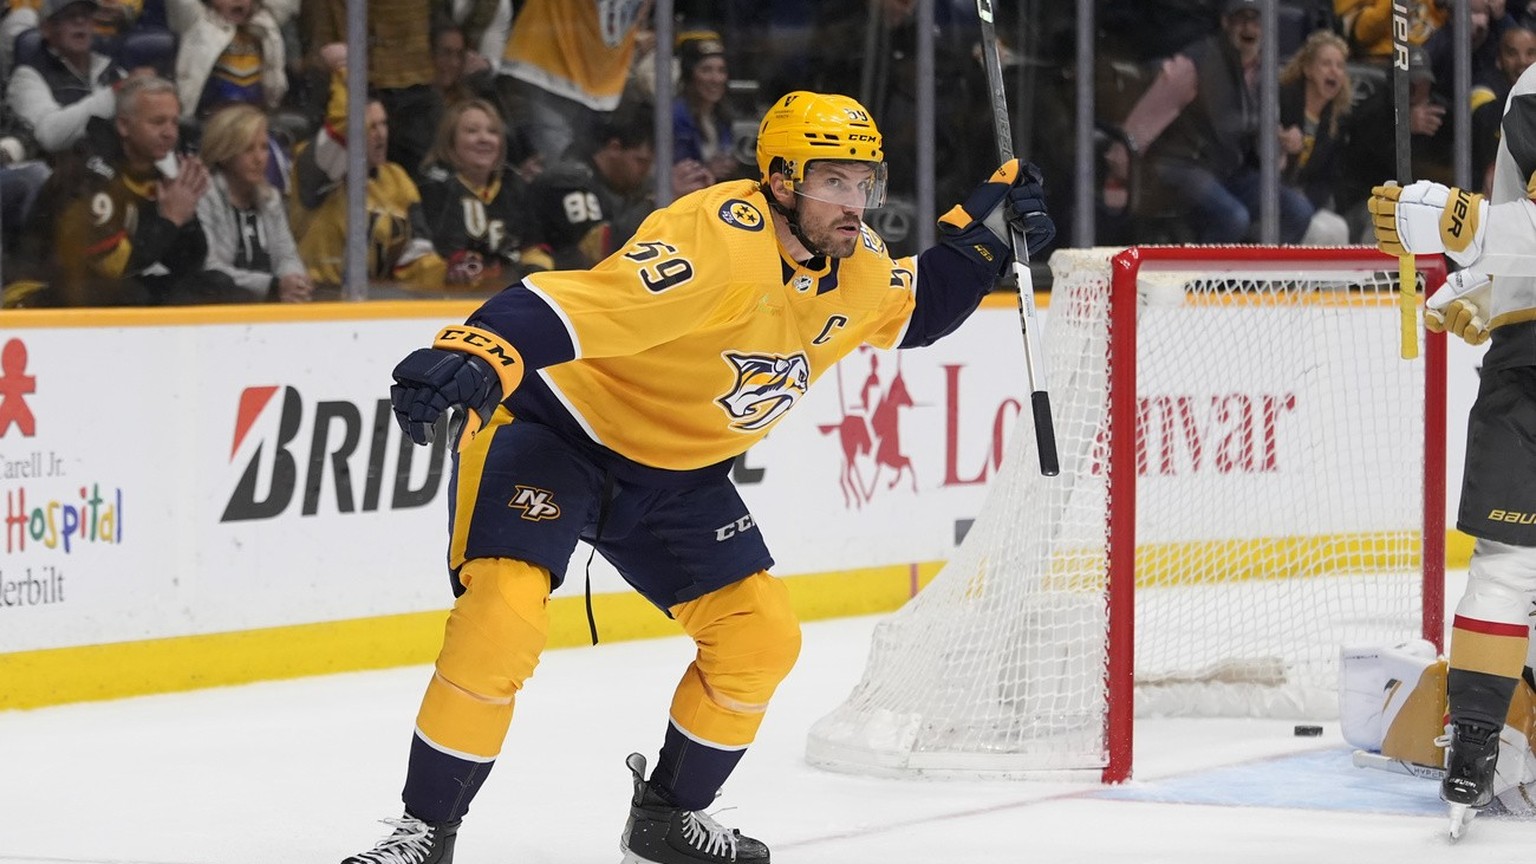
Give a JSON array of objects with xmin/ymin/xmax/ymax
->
[
  {"xmin": 1425, "ymin": 268, "xmax": 1493, "ymax": 345},
  {"xmin": 938, "ymin": 159, "xmax": 1056, "ymax": 273},
  {"xmin": 1369, "ymin": 180, "xmax": 1487, "ymax": 267},
  {"xmin": 390, "ymin": 324, "xmax": 524, "ymax": 447}
]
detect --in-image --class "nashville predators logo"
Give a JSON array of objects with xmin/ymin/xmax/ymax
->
[
  {"xmin": 718, "ymin": 199, "xmax": 765, "ymax": 231},
  {"xmin": 716, "ymin": 351, "xmax": 811, "ymax": 431},
  {"xmin": 509, "ymin": 485, "xmax": 561, "ymax": 521}
]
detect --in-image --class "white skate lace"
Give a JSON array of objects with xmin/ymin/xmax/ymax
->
[
  {"xmin": 350, "ymin": 817, "xmax": 435, "ymax": 864},
  {"xmin": 680, "ymin": 809, "xmax": 739, "ymax": 859}
]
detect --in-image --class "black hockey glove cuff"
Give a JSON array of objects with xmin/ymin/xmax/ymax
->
[
  {"xmin": 390, "ymin": 325, "xmax": 524, "ymax": 447},
  {"xmin": 937, "ymin": 159, "xmax": 1055, "ymax": 274}
]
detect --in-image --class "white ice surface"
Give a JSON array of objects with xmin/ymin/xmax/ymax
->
[{"xmin": 0, "ymin": 570, "xmax": 1524, "ymax": 863}]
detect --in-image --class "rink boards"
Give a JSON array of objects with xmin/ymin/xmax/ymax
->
[{"xmin": 0, "ymin": 294, "xmax": 1486, "ymax": 708}]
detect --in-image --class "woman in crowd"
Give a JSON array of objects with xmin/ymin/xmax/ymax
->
[
  {"xmin": 671, "ymin": 30, "xmax": 737, "ymax": 183},
  {"xmin": 196, "ymin": 102, "xmax": 311, "ymax": 301},
  {"xmin": 416, "ymin": 98, "xmax": 552, "ymax": 290},
  {"xmin": 1278, "ymin": 29, "xmax": 1353, "ymax": 244}
]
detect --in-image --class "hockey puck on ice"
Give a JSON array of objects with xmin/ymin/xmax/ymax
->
[{"xmin": 1293, "ymin": 724, "xmax": 1323, "ymax": 737}]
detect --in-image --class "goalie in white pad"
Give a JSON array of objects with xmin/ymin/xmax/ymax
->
[{"xmin": 1342, "ymin": 639, "xmax": 1536, "ymax": 815}]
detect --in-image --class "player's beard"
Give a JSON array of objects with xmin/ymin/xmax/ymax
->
[{"xmin": 797, "ymin": 203, "xmax": 862, "ymax": 258}]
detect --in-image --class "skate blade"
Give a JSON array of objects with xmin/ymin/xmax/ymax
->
[{"xmin": 1447, "ymin": 803, "xmax": 1477, "ymax": 842}]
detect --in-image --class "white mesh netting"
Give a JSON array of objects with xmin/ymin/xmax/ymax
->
[{"xmin": 806, "ymin": 246, "xmax": 1433, "ymax": 779}]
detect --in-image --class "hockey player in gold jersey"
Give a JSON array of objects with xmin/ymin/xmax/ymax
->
[{"xmin": 341, "ymin": 91, "xmax": 1055, "ymax": 864}]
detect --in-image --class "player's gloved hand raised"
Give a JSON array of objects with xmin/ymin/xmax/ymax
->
[
  {"xmin": 390, "ymin": 325, "xmax": 525, "ymax": 447},
  {"xmin": 1369, "ymin": 180, "xmax": 1487, "ymax": 267},
  {"xmin": 938, "ymin": 159, "xmax": 1056, "ymax": 273},
  {"xmin": 1425, "ymin": 268, "xmax": 1493, "ymax": 345}
]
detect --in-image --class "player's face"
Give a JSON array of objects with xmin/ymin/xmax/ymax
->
[
  {"xmin": 452, "ymin": 107, "xmax": 503, "ymax": 178},
  {"xmin": 795, "ymin": 162, "xmax": 874, "ymax": 258}
]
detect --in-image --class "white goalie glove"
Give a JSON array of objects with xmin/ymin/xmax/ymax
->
[
  {"xmin": 1369, "ymin": 181, "xmax": 1489, "ymax": 268},
  {"xmin": 1426, "ymin": 269, "xmax": 1494, "ymax": 345}
]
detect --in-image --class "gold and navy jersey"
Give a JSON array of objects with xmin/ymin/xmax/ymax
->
[
  {"xmin": 499, "ymin": 0, "xmax": 646, "ymax": 111},
  {"xmin": 466, "ymin": 179, "xmax": 958, "ymax": 477}
]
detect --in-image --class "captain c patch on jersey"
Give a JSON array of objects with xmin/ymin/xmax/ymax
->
[
  {"xmin": 718, "ymin": 199, "xmax": 765, "ymax": 231},
  {"xmin": 716, "ymin": 351, "xmax": 810, "ymax": 431}
]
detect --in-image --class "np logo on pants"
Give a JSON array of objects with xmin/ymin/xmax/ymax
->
[{"xmin": 510, "ymin": 485, "xmax": 561, "ymax": 521}]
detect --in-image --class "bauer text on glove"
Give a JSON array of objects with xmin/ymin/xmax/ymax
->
[
  {"xmin": 1368, "ymin": 180, "xmax": 1487, "ymax": 267},
  {"xmin": 937, "ymin": 159, "xmax": 1055, "ymax": 274},
  {"xmin": 390, "ymin": 325, "xmax": 524, "ymax": 446}
]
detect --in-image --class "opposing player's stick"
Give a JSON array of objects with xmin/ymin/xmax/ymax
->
[
  {"xmin": 1392, "ymin": 2, "xmax": 1420, "ymax": 360},
  {"xmin": 1351, "ymin": 748, "xmax": 1445, "ymax": 780},
  {"xmin": 975, "ymin": 0, "xmax": 1059, "ymax": 476}
]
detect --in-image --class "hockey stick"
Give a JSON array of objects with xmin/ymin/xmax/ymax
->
[
  {"xmin": 975, "ymin": 0, "xmax": 1059, "ymax": 477},
  {"xmin": 1391, "ymin": 2, "xmax": 1420, "ymax": 360},
  {"xmin": 1351, "ymin": 748, "xmax": 1445, "ymax": 780}
]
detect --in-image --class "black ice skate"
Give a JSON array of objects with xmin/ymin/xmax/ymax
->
[
  {"xmin": 619, "ymin": 752, "xmax": 770, "ymax": 864},
  {"xmin": 341, "ymin": 813, "xmax": 460, "ymax": 864},
  {"xmin": 1440, "ymin": 720, "xmax": 1500, "ymax": 841}
]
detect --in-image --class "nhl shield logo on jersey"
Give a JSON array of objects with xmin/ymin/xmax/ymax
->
[
  {"xmin": 716, "ymin": 351, "xmax": 811, "ymax": 431},
  {"xmin": 717, "ymin": 199, "xmax": 765, "ymax": 231}
]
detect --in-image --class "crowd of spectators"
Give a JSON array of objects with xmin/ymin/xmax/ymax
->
[
  {"xmin": 1095, "ymin": 0, "xmax": 1536, "ymax": 245},
  {"xmin": 0, "ymin": 0, "xmax": 1528, "ymax": 307}
]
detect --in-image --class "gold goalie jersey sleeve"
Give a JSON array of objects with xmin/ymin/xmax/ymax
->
[{"xmin": 470, "ymin": 179, "xmax": 919, "ymax": 471}]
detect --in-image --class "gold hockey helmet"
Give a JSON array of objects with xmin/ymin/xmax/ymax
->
[{"xmin": 756, "ymin": 91, "xmax": 888, "ymax": 208}]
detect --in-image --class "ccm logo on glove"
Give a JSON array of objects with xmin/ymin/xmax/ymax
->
[{"xmin": 435, "ymin": 326, "xmax": 521, "ymax": 371}]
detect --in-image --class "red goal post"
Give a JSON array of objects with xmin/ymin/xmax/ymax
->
[{"xmin": 806, "ymin": 245, "xmax": 1447, "ymax": 784}]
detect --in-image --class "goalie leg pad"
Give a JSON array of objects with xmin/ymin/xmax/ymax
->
[
  {"xmin": 1380, "ymin": 655, "xmax": 1451, "ymax": 769},
  {"xmin": 417, "ymin": 557, "xmax": 552, "ymax": 759}
]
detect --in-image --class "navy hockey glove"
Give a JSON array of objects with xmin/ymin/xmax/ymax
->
[
  {"xmin": 390, "ymin": 325, "xmax": 524, "ymax": 447},
  {"xmin": 938, "ymin": 159, "xmax": 1055, "ymax": 273}
]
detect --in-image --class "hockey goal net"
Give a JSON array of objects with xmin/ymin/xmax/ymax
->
[{"xmin": 806, "ymin": 245, "xmax": 1446, "ymax": 782}]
